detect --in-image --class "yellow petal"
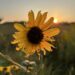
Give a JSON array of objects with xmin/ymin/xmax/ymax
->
[
  {"xmin": 42, "ymin": 49, "xmax": 46, "ymax": 55},
  {"xmin": 18, "ymin": 43, "xmax": 25, "ymax": 48},
  {"xmin": 28, "ymin": 10, "xmax": 35, "ymax": 27},
  {"xmin": 44, "ymin": 37, "xmax": 55, "ymax": 42},
  {"xmin": 39, "ymin": 12, "xmax": 47, "ymax": 27},
  {"xmin": 16, "ymin": 47, "xmax": 20, "ymax": 51},
  {"xmin": 36, "ymin": 45, "xmax": 40, "ymax": 53},
  {"xmin": 13, "ymin": 32, "xmax": 25, "ymax": 39},
  {"xmin": 25, "ymin": 45, "xmax": 36, "ymax": 56},
  {"xmin": 17, "ymin": 43, "xmax": 26, "ymax": 51},
  {"xmin": 22, "ymin": 40, "xmax": 36, "ymax": 55},
  {"xmin": 13, "ymin": 34, "xmax": 24, "ymax": 39},
  {"xmin": 40, "ymin": 44, "xmax": 46, "ymax": 55},
  {"xmin": 12, "ymin": 37, "xmax": 26, "ymax": 45},
  {"xmin": 0, "ymin": 67, "xmax": 3, "ymax": 71},
  {"xmin": 43, "ymin": 28, "xmax": 60, "ymax": 38},
  {"xmin": 14, "ymin": 23, "xmax": 25, "ymax": 31},
  {"xmin": 41, "ymin": 17, "xmax": 54, "ymax": 30},
  {"xmin": 11, "ymin": 40, "xmax": 18, "ymax": 44},
  {"xmin": 45, "ymin": 17, "xmax": 54, "ymax": 25},
  {"xmin": 35, "ymin": 11, "xmax": 42, "ymax": 26},
  {"xmin": 40, "ymin": 41, "xmax": 53, "ymax": 52}
]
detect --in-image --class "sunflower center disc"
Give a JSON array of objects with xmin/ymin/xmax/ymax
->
[{"xmin": 27, "ymin": 27, "xmax": 43, "ymax": 44}]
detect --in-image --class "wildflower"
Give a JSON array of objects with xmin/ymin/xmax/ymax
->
[
  {"xmin": 11, "ymin": 10, "xmax": 60, "ymax": 58},
  {"xmin": 22, "ymin": 60, "xmax": 36, "ymax": 72}
]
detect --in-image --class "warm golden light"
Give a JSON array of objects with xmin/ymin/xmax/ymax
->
[{"xmin": 54, "ymin": 18, "xmax": 58, "ymax": 23}]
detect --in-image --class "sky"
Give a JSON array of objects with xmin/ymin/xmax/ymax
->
[{"xmin": 0, "ymin": 0, "xmax": 75, "ymax": 22}]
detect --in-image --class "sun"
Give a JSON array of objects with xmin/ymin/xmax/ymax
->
[{"xmin": 54, "ymin": 18, "xmax": 58, "ymax": 23}]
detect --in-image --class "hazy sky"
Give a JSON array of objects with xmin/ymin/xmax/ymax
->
[{"xmin": 0, "ymin": 0, "xmax": 75, "ymax": 22}]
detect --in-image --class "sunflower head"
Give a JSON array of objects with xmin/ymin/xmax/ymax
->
[{"xmin": 11, "ymin": 10, "xmax": 60, "ymax": 59}]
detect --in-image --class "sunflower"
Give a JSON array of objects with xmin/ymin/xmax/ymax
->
[{"xmin": 11, "ymin": 10, "xmax": 60, "ymax": 58}]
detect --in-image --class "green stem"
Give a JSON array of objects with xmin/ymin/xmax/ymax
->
[{"xmin": 0, "ymin": 52, "xmax": 27, "ymax": 72}]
